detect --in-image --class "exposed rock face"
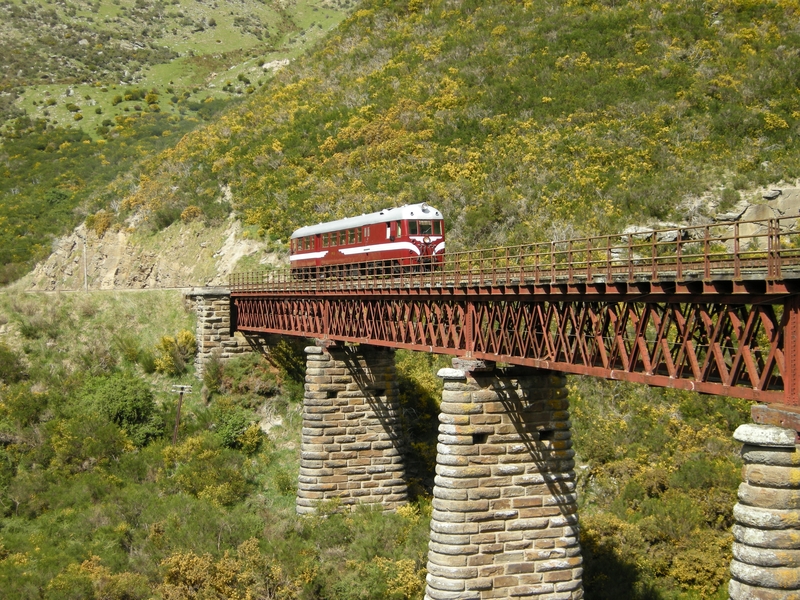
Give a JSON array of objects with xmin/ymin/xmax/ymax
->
[
  {"xmin": 27, "ymin": 216, "xmax": 282, "ymax": 291},
  {"xmin": 627, "ymin": 187, "xmax": 800, "ymax": 250}
]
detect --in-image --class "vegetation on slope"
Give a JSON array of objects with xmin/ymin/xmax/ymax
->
[
  {"xmin": 0, "ymin": 290, "xmax": 752, "ymax": 599},
  {"xmin": 0, "ymin": 291, "xmax": 433, "ymax": 599},
  {"xmin": 107, "ymin": 0, "xmax": 799, "ymax": 253},
  {"xmin": 572, "ymin": 377, "xmax": 750, "ymax": 599},
  {"xmin": 0, "ymin": 0, "xmax": 352, "ymax": 284}
]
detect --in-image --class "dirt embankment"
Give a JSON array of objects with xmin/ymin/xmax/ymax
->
[{"xmin": 25, "ymin": 216, "xmax": 284, "ymax": 291}]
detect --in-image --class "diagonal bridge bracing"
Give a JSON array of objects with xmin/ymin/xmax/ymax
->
[{"xmin": 232, "ymin": 290, "xmax": 800, "ymax": 405}]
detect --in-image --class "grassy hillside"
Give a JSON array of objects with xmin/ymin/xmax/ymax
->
[
  {"xmin": 0, "ymin": 290, "xmax": 751, "ymax": 599},
  {"xmin": 0, "ymin": 291, "xmax": 434, "ymax": 599},
  {"xmin": 106, "ymin": 0, "xmax": 799, "ymax": 252},
  {"xmin": 1, "ymin": 0, "xmax": 350, "ymax": 130},
  {"xmin": 0, "ymin": 0, "xmax": 352, "ymax": 284}
]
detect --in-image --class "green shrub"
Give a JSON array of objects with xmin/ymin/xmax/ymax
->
[
  {"xmin": 158, "ymin": 432, "xmax": 247, "ymax": 506},
  {"xmin": 0, "ymin": 384, "xmax": 48, "ymax": 427},
  {"xmin": 272, "ymin": 467, "xmax": 296, "ymax": 495},
  {"xmin": 0, "ymin": 342, "xmax": 26, "ymax": 383},
  {"xmin": 154, "ymin": 330, "xmax": 196, "ymax": 376},
  {"xmin": 202, "ymin": 349, "xmax": 225, "ymax": 394},
  {"xmin": 211, "ymin": 397, "xmax": 254, "ymax": 450},
  {"xmin": 218, "ymin": 353, "xmax": 278, "ymax": 399},
  {"xmin": 81, "ymin": 373, "xmax": 163, "ymax": 447},
  {"xmin": 48, "ymin": 413, "xmax": 130, "ymax": 473},
  {"xmin": 85, "ymin": 210, "xmax": 113, "ymax": 237},
  {"xmin": 112, "ymin": 331, "xmax": 142, "ymax": 364}
]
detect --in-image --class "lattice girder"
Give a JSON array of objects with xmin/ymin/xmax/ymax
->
[{"xmin": 232, "ymin": 294, "xmax": 800, "ymax": 405}]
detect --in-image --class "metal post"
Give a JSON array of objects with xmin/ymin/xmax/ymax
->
[
  {"xmin": 785, "ymin": 296, "xmax": 800, "ymax": 407},
  {"xmin": 171, "ymin": 385, "xmax": 192, "ymax": 445}
]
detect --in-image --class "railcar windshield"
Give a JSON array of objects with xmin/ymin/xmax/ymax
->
[{"xmin": 408, "ymin": 220, "xmax": 443, "ymax": 235}]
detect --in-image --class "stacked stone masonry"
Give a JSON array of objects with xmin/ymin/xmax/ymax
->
[
  {"xmin": 729, "ymin": 423, "xmax": 800, "ymax": 600},
  {"xmin": 425, "ymin": 365, "xmax": 583, "ymax": 600},
  {"xmin": 184, "ymin": 288, "xmax": 252, "ymax": 377},
  {"xmin": 297, "ymin": 344, "xmax": 408, "ymax": 514}
]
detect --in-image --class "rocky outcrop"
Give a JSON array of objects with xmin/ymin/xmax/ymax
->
[
  {"xmin": 27, "ymin": 216, "xmax": 283, "ymax": 291},
  {"xmin": 621, "ymin": 187, "xmax": 800, "ymax": 251}
]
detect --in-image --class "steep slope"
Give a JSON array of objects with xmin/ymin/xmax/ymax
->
[
  {"xmin": 107, "ymin": 0, "xmax": 799, "ymax": 252},
  {"xmin": 0, "ymin": 0, "xmax": 352, "ymax": 283},
  {"xmin": 22, "ymin": 215, "xmax": 281, "ymax": 291}
]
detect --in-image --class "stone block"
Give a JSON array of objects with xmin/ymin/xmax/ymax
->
[
  {"xmin": 437, "ymin": 443, "xmax": 480, "ymax": 456},
  {"xmin": 434, "ymin": 476, "xmax": 480, "ymax": 491},
  {"xmin": 424, "ymin": 573, "xmax": 466, "ymax": 592},
  {"xmin": 436, "ymin": 465, "xmax": 492, "ymax": 479},
  {"xmin": 742, "ymin": 444, "xmax": 800, "ymax": 467},
  {"xmin": 744, "ymin": 464, "xmax": 800, "ymax": 489},
  {"xmin": 425, "ymin": 583, "xmax": 479, "ymax": 600},
  {"xmin": 733, "ymin": 524, "xmax": 800, "ymax": 549},
  {"xmin": 734, "ymin": 504, "xmax": 800, "ymax": 529},
  {"xmin": 492, "ymin": 575, "xmax": 520, "ymax": 588},
  {"xmin": 739, "ymin": 483, "xmax": 800, "ymax": 509},
  {"xmin": 466, "ymin": 577, "xmax": 494, "ymax": 591},
  {"xmin": 429, "ymin": 531, "xmax": 472, "ymax": 546},
  {"xmin": 426, "ymin": 564, "xmax": 479, "ymax": 580},
  {"xmin": 506, "ymin": 561, "xmax": 537, "ymax": 575},
  {"xmin": 555, "ymin": 578, "xmax": 583, "ymax": 593},
  {"xmin": 735, "ymin": 424, "xmax": 798, "ymax": 447},
  {"xmin": 468, "ymin": 488, "xmax": 502, "ymax": 500},
  {"xmin": 432, "ymin": 498, "xmax": 490, "ymax": 513},
  {"xmin": 730, "ymin": 559, "xmax": 800, "ymax": 589},
  {"xmin": 467, "ymin": 554, "xmax": 495, "ymax": 567},
  {"xmin": 434, "ymin": 487, "xmax": 470, "ymax": 501},
  {"xmin": 729, "ymin": 578, "xmax": 800, "ymax": 600},
  {"xmin": 733, "ymin": 542, "xmax": 800, "ymax": 568}
]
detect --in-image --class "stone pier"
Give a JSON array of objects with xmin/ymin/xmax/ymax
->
[
  {"xmin": 184, "ymin": 287, "xmax": 252, "ymax": 376},
  {"xmin": 425, "ymin": 363, "xmax": 583, "ymax": 600},
  {"xmin": 297, "ymin": 343, "xmax": 408, "ymax": 514},
  {"xmin": 729, "ymin": 423, "xmax": 800, "ymax": 600}
]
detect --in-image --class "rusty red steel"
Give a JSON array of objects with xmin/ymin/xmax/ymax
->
[{"xmin": 231, "ymin": 217, "xmax": 800, "ymax": 405}]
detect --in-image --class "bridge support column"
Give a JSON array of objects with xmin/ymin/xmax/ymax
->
[
  {"xmin": 728, "ymin": 423, "xmax": 800, "ymax": 600},
  {"xmin": 296, "ymin": 344, "xmax": 407, "ymax": 514},
  {"xmin": 184, "ymin": 287, "xmax": 252, "ymax": 377},
  {"xmin": 425, "ymin": 364, "xmax": 583, "ymax": 600}
]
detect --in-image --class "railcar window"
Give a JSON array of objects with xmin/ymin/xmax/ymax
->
[
  {"xmin": 396, "ymin": 222, "xmax": 402, "ymax": 237},
  {"xmin": 364, "ymin": 226, "xmax": 369, "ymax": 239},
  {"xmin": 331, "ymin": 232, "xmax": 338, "ymax": 247},
  {"xmin": 322, "ymin": 233, "xmax": 328, "ymax": 247},
  {"xmin": 347, "ymin": 229, "xmax": 355, "ymax": 244},
  {"xmin": 419, "ymin": 220, "xmax": 433, "ymax": 235},
  {"xmin": 434, "ymin": 221, "xmax": 442, "ymax": 235},
  {"xmin": 357, "ymin": 228, "xmax": 362, "ymax": 243},
  {"xmin": 408, "ymin": 221, "xmax": 418, "ymax": 235}
]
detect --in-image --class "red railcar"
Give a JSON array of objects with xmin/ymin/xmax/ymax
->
[{"xmin": 289, "ymin": 203, "xmax": 445, "ymax": 277}]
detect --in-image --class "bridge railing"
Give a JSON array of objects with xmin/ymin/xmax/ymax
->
[{"xmin": 230, "ymin": 216, "xmax": 800, "ymax": 293}]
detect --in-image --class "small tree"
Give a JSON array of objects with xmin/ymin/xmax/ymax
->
[{"xmin": 81, "ymin": 373, "xmax": 163, "ymax": 447}]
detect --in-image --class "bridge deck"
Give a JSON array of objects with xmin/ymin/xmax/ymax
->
[{"xmin": 231, "ymin": 217, "xmax": 800, "ymax": 405}]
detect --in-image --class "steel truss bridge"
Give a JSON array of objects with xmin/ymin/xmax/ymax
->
[{"xmin": 231, "ymin": 217, "xmax": 800, "ymax": 408}]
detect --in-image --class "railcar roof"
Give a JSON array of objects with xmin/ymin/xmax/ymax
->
[{"xmin": 290, "ymin": 203, "xmax": 444, "ymax": 239}]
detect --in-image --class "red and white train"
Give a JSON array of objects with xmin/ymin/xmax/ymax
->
[{"xmin": 289, "ymin": 203, "xmax": 446, "ymax": 277}]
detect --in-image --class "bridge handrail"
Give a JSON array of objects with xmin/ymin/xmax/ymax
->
[{"xmin": 230, "ymin": 216, "xmax": 800, "ymax": 293}]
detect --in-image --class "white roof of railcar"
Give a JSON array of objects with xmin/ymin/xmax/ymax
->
[{"xmin": 290, "ymin": 203, "xmax": 443, "ymax": 239}]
